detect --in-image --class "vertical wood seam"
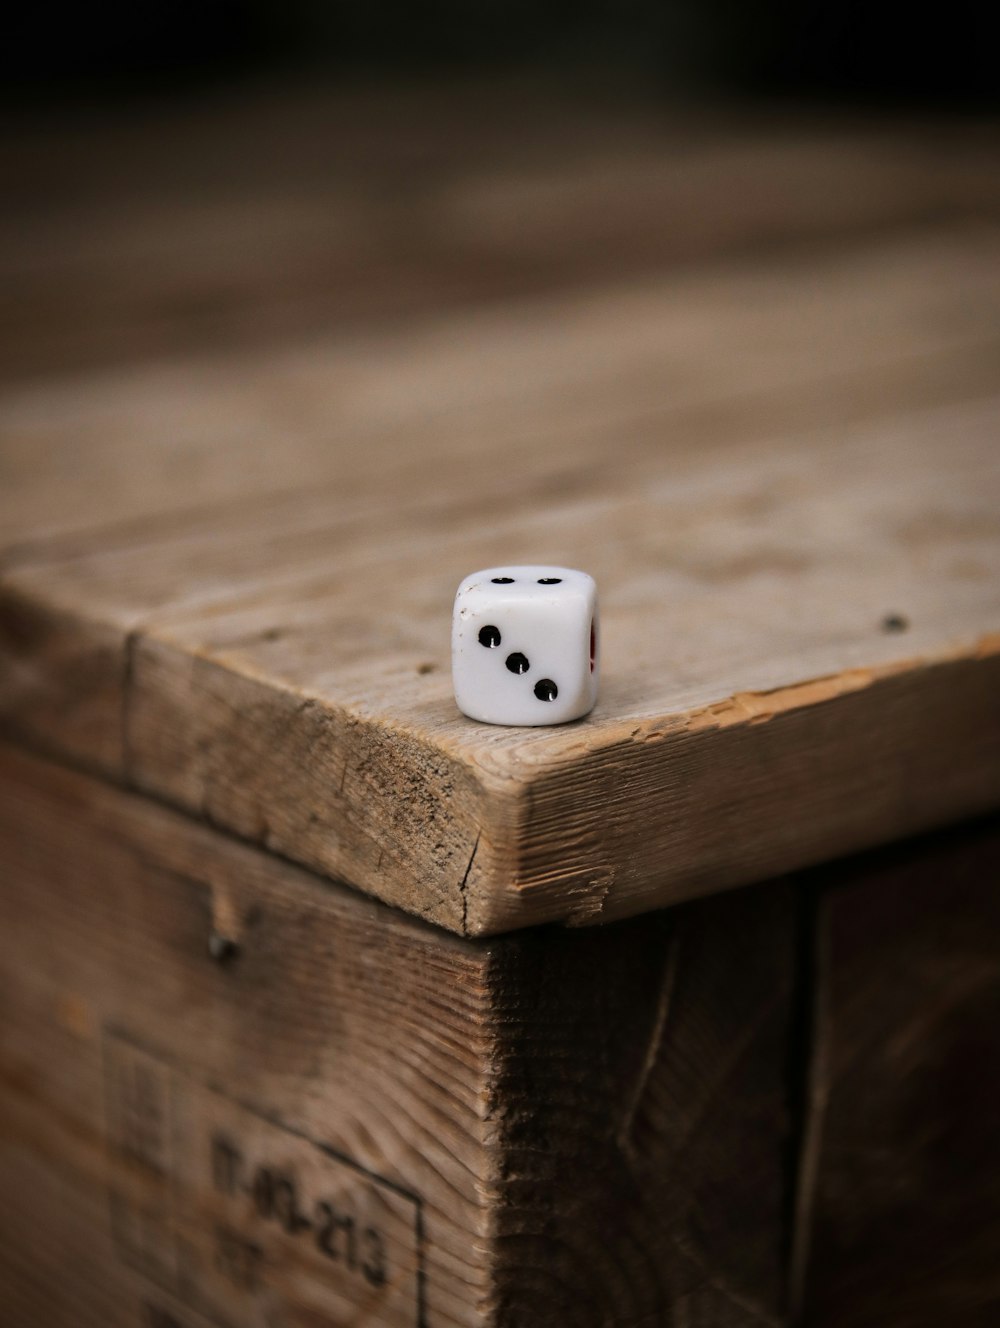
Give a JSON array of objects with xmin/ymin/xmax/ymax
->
[
  {"xmin": 786, "ymin": 882, "xmax": 830, "ymax": 1324},
  {"xmin": 120, "ymin": 625, "xmax": 142, "ymax": 787},
  {"xmin": 617, "ymin": 930, "xmax": 678, "ymax": 1159}
]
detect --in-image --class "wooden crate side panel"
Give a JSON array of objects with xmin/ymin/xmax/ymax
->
[
  {"xmin": 0, "ymin": 742, "xmax": 805, "ymax": 1327},
  {"xmin": 0, "ymin": 742, "xmax": 495, "ymax": 1328},
  {"xmin": 488, "ymin": 884, "xmax": 799, "ymax": 1326},
  {"xmin": 794, "ymin": 818, "xmax": 1000, "ymax": 1327}
]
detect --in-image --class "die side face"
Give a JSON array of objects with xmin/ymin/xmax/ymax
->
[{"xmin": 452, "ymin": 566, "xmax": 599, "ymax": 726}]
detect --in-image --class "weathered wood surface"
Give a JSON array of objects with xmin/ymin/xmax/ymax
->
[
  {"xmin": 2, "ymin": 93, "xmax": 999, "ymax": 935},
  {"xmin": 3, "ymin": 82, "xmax": 1000, "ymax": 385},
  {"xmin": 0, "ymin": 739, "xmax": 798, "ymax": 1327},
  {"xmin": 792, "ymin": 818, "xmax": 1000, "ymax": 1328},
  {"xmin": 490, "ymin": 882, "xmax": 798, "ymax": 1327}
]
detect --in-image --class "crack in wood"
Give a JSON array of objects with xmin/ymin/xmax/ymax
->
[
  {"xmin": 120, "ymin": 626, "xmax": 142, "ymax": 785},
  {"xmin": 619, "ymin": 931, "xmax": 679, "ymax": 1158},
  {"xmin": 457, "ymin": 832, "xmax": 480, "ymax": 936}
]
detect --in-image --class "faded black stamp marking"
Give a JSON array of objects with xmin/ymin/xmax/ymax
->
[{"xmin": 104, "ymin": 1027, "xmax": 427, "ymax": 1328}]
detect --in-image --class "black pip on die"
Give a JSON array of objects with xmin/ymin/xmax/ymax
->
[{"xmin": 452, "ymin": 567, "xmax": 599, "ymax": 726}]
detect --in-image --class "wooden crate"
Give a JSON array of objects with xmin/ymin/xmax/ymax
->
[
  {"xmin": 2, "ymin": 82, "xmax": 999, "ymax": 1326},
  {"xmin": 6, "ymin": 744, "xmax": 998, "ymax": 1327},
  {"xmin": 1, "ymin": 741, "xmax": 799, "ymax": 1327}
]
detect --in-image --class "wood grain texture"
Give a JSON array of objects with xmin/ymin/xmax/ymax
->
[
  {"xmin": 792, "ymin": 819, "xmax": 1000, "ymax": 1328},
  {"xmin": 0, "ymin": 740, "xmax": 797, "ymax": 1327},
  {"xmin": 3, "ymin": 81, "xmax": 999, "ymax": 385},
  {"xmin": 2, "ymin": 99, "xmax": 999, "ymax": 935},
  {"xmin": 0, "ymin": 743, "xmax": 492, "ymax": 1328},
  {"xmin": 488, "ymin": 883, "xmax": 798, "ymax": 1326}
]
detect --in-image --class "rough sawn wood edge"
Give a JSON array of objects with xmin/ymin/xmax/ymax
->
[
  {"xmin": 2, "ymin": 575, "xmax": 998, "ymax": 937},
  {"xmin": 467, "ymin": 638, "xmax": 1000, "ymax": 934}
]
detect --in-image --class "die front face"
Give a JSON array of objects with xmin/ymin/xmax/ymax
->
[{"xmin": 452, "ymin": 566, "xmax": 599, "ymax": 726}]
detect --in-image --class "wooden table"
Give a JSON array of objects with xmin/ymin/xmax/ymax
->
[{"xmin": 1, "ymin": 79, "xmax": 999, "ymax": 1327}]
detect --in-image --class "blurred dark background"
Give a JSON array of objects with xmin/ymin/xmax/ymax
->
[{"xmin": 3, "ymin": 1, "xmax": 997, "ymax": 109}]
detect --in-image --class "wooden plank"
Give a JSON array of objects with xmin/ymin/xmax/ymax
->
[
  {"xmin": 0, "ymin": 582, "xmax": 128, "ymax": 773},
  {"xmin": 0, "ymin": 740, "xmax": 798, "ymax": 1326},
  {"xmin": 1, "ymin": 229, "xmax": 999, "ymax": 934},
  {"xmin": 792, "ymin": 818, "xmax": 1000, "ymax": 1326},
  {"xmin": 0, "ymin": 743, "xmax": 490, "ymax": 1328},
  {"xmin": 489, "ymin": 882, "xmax": 798, "ymax": 1326},
  {"xmin": 3, "ymin": 82, "xmax": 999, "ymax": 384},
  {"xmin": 4, "ymin": 226, "xmax": 999, "ymax": 549},
  {"xmin": 5, "ymin": 263, "xmax": 997, "ymax": 633}
]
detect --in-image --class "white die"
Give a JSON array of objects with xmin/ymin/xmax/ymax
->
[{"xmin": 452, "ymin": 566, "xmax": 599, "ymax": 726}]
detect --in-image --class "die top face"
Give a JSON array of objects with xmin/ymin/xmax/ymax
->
[
  {"xmin": 455, "ymin": 566, "xmax": 596, "ymax": 604},
  {"xmin": 452, "ymin": 567, "xmax": 599, "ymax": 727}
]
